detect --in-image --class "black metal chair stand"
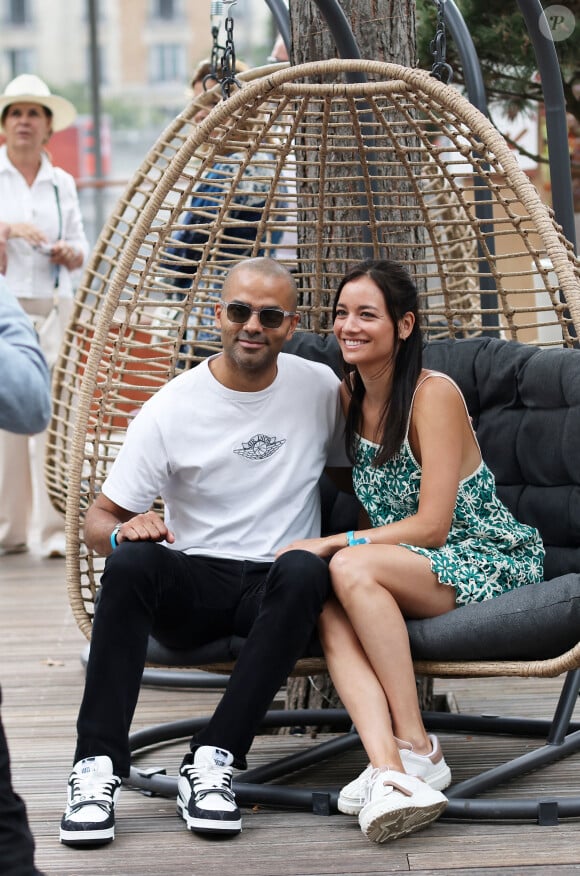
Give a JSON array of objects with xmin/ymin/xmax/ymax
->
[{"xmin": 128, "ymin": 670, "xmax": 580, "ymax": 824}]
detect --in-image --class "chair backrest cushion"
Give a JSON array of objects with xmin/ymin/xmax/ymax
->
[
  {"xmin": 285, "ymin": 333, "xmax": 580, "ymax": 580},
  {"xmin": 423, "ymin": 337, "xmax": 580, "ymax": 580}
]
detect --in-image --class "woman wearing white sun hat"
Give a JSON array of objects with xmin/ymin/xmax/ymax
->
[{"xmin": 0, "ymin": 74, "xmax": 89, "ymax": 559}]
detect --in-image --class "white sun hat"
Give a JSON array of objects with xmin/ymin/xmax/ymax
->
[{"xmin": 0, "ymin": 74, "xmax": 77, "ymax": 132}]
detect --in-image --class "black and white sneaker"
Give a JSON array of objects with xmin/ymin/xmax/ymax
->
[
  {"xmin": 60, "ymin": 755, "xmax": 122, "ymax": 846},
  {"xmin": 177, "ymin": 746, "xmax": 241, "ymax": 836}
]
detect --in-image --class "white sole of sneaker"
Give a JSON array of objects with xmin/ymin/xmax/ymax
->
[
  {"xmin": 360, "ymin": 798, "xmax": 447, "ymax": 843},
  {"xmin": 338, "ymin": 763, "xmax": 451, "ymax": 816},
  {"xmin": 176, "ymin": 798, "xmax": 242, "ymax": 835},
  {"xmin": 337, "ymin": 794, "xmax": 365, "ymax": 816},
  {"xmin": 60, "ymin": 825, "xmax": 114, "ymax": 846}
]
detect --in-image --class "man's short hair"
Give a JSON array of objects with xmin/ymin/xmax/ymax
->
[{"xmin": 223, "ymin": 258, "xmax": 297, "ymax": 306}]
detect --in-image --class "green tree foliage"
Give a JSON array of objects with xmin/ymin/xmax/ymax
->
[{"xmin": 416, "ymin": 0, "xmax": 579, "ymax": 125}]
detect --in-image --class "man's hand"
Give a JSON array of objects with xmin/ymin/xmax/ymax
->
[
  {"xmin": 114, "ymin": 510, "xmax": 175, "ymax": 546},
  {"xmin": 84, "ymin": 493, "xmax": 175, "ymax": 556}
]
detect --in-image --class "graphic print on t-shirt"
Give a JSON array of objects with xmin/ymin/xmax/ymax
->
[{"xmin": 234, "ymin": 433, "xmax": 286, "ymax": 460}]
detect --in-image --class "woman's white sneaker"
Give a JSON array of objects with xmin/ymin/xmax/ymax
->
[
  {"xmin": 337, "ymin": 763, "xmax": 374, "ymax": 815},
  {"xmin": 337, "ymin": 734, "xmax": 451, "ymax": 815},
  {"xmin": 396, "ymin": 733, "xmax": 451, "ymax": 791},
  {"xmin": 60, "ymin": 755, "xmax": 122, "ymax": 846},
  {"xmin": 358, "ymin": 768, "xmax": 447, "ymax": 843}
]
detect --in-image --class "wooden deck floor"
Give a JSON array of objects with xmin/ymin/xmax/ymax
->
[{"xmin": 2, "ymin": 548, "xmax": 580, "ymax": 876}]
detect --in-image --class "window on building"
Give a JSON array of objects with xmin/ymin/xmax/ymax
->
[
  {"xmin": 6, "ymin": 0, "xmax": 31, "ymax": 25},
  {"xmin": 6, "ymin": 47, "xmax": 34, "ymax": 76},
  {"xmin": 149, "ymin": 44, "xmax": 186, "ymax": 83},
  {"xmin": 150, "ymin": 0, "xmax": 183, "ymax": 21}
]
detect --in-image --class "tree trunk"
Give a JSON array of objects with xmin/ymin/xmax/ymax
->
[
  {"xmin": 289, "ymin": 0, "xmax": 417, "ymax": 68},
  {"xmin": 282, "ymin": 0, "xmax": 434, "ymax": 726},
  {"xmin": 288, "ymin": 0, "xmax": 425, "ymax": 334}
]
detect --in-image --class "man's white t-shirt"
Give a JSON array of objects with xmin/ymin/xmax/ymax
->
[{"xmin": 102, "ymin": 353, "xmax": 349, "ymax": 561}]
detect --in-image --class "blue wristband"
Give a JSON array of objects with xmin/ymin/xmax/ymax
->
[
  {"xmin": 110, "ymin": 523, "xmax": 122, "ymax": 550},
  {"xmin": 346, "ymin": 530, "xmax": 370, "ymax": 546}
]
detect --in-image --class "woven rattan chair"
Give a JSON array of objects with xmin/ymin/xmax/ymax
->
[{"xmin": 49, "ymin": 60, "xmax": 580, "ymax": 821}]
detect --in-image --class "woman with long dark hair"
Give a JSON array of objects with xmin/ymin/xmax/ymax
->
[{"xmin": 279, "ymin": 259, "xmax": 544, "ymax": 843}]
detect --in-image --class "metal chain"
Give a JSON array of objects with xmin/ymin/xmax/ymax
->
[
  {"xmin": 206, "ymin": 0, "xmax": 240, "ymax": 99},
  {"xmin": 430, "ymin": 0, "xmax": 453, "ymax": 84},
  {"xmin": 208, "ymin": 24, "xmax": 222, "ymax": 81},
  {"xmin": 220, "ymin": 14, "xmax": 240, "ymax": 98}
]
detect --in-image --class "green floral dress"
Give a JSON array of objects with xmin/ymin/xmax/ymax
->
[{"xmin": 353, "ymin": 376, "xmax": 545, "ymax": 605}]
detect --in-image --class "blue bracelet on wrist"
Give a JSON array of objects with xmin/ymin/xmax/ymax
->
[
  {"xmin": 346, "ymin": 530, "xmax": 370, "ymax": 546},
  {"xmin": 110, "ymin": 523, "xmax": 122, "ymax": 550}
]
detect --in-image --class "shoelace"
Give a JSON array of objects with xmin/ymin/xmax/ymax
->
[
  {"xmin": 356, "ymin": 764, "xmax": 374, "ymax": 804},
  {"xmin": 364, "ymin": 767, "xmax": 383, "ymax": 804},
  {"xmin": 69, "ymin": 772, "xmax": 119, "ymax": 805},
  {"xmin": 183, "ymin": 763, "xmax": 236, "ymax": 803}
]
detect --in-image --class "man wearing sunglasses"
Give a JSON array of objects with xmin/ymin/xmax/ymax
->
[{"xmin": 60, "ymin": 257, "xmax": 350, "ymax": 847}]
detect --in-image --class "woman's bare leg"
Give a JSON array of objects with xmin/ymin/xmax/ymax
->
[
  {"xmin": 328, "ymin": 544, "xmax": 456, "ymax": 754},
  {"xmin": 318, "ymin": 598, "xmax": 404, "ymax": 770}
]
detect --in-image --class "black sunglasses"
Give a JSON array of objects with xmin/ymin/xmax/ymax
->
[{"xmin": 220, "ymin": 300, "xmax": 297, "ymax": 329}]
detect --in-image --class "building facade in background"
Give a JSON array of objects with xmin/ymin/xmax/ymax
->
[
  {"xmin": 0, "ymin": 0, "xmax": 278, "ymax": 242},
  {"xmin": 0, "ymin": 0, "xmax": 274, "ymax": 117}
]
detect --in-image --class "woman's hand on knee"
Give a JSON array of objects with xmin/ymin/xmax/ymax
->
[{"xmin": 276, "ymin": 533, "xmax": 344, "ymax": 560}]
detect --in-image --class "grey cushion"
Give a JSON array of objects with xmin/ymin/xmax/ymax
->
[
  {"xmin": 407, "ymin": 574, "xmax": 580, "ymax": 661},
  {"xmin": 286, "ymin": 333, "xmax": 580, "ymax": 579},
  {"xmin": 422, "ymin": 337, "xmax": 580, "ymax": 579},
  {"xmin": 147, "ymin": 634, "xmax": 324, "ymax": 666},
  {"xmin": 284, "ymin": 333, "xmax": 580, "ymax": 663},
  {"xmin": 284, "ymin": 332, "xmax": 343, "ymax": 376}
]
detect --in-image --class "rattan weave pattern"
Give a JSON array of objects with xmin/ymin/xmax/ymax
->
[{"xmin": 47, "ymin": 61, "xmax": 580, "ymax": 683}]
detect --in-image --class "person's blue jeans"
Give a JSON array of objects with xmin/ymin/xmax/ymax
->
[{"xmin": 74, "ymin": 543, "xmax": 330, "ymax": 773}]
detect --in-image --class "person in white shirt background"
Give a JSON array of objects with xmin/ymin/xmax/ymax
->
[{"xmin": 0, "ymin": 74, "xmax": 89, "ymax": 558}]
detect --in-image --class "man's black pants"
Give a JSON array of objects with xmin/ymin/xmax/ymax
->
[{"xmin": 75, "ymin": 543, "xmax": 330, "ymax": 774}]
